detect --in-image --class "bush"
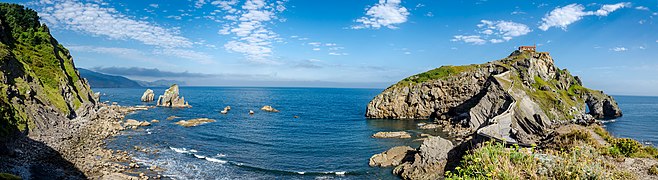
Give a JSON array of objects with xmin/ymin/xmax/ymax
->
[
  {"xmin": 650, "ymin": 164, "xmax": 658, "ymax": 175},
  {"xmin": 610, "ymin": 138, "xmax": 642, "ymax": 157}
]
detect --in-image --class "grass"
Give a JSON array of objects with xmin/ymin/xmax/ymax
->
[{"xmin": 396, "ymin": 64, "xmax": 478, "ymax": 86}]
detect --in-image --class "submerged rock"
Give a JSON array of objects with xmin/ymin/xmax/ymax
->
[
  {"xmin": 370, "ymin": 146, "xmax": 415, "ymax": 167},
  {"xmin": 372, "ymin": 131, "xmax": 412, "ymax": 139},
  {"xmin": 394, "ymin": 136, "xmax": 454, "ymax": 180},
  {"xmin": 166, "ymin": 116, "xmax": 180, "ymax": 120},
  {"xmin": 175, "ymin": 118, "xmax": 216, "ymax": 127},
  {"xmin": 260, "ymin": 105, "xmax": 279, "ymax": 112},
  {"xmin": 141, "ymin": 89, "xmax": 155, "ymax": 102},
  {"xmin": 156, "ymin": 84, "xmax": 191, "ymax": 108}
]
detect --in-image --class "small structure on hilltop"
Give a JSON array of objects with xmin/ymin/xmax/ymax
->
[{"xmin": 518, "ymin": 45, "xmax": 536, "ymax": 52}]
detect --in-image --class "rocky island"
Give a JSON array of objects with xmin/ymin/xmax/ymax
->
[{"xmin": 367, "ymin": 49, "xmax": 657, "ymax": 179}]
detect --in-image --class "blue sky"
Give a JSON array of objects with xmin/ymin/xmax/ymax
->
[{"xmin": 10, "ymin": 0, "xmax": 658, "ymax": 95}]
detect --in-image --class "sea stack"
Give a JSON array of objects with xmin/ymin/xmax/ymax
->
[
  {"xmin": 156, "ymin": 84, "xmax": 191, "ymax": 108},
  {"xmin": 141, "ymin": 89, "xmax": 155, "ymax": 102}
]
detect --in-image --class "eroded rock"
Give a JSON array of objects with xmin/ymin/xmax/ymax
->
[
  {"xmin": 372, "ymin": 131, "xmax": 412, "ymax": 139},
  {"xmin": 393, "ymin": 136, "xmax": 454, "ymax": 180},
  {"xmin": 156, "ymin": 84, "xmax": 191, "ymax": 108},
  {"xmin": 141, "ymin": 89, "xmax": 154, "ymax": 102},
  {"xmin": 370, "ymin": 146, "xmax": 415, "ymax": 167},
  {"xmin": 175, "ymin": 118, "xmax": 216, "ymax": 127}
]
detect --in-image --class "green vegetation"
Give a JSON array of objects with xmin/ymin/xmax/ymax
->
[
  {"xmin": 593, "ymin": 126, "xmax": 658, "ymax": 159},
  {"xmin": 650, "ymin": 164, "xmax": 658, "ymax": 175},
  {"xmin": 0, "ymin": 3, "xmax": 92, "ymax": 136},
  {"xmin": 0, "ymin": 173, "xmax": 21, "ymax": 180},
  {"xmin": 396, "ymin": 64, "xmax": 478, "ymax": 86}
]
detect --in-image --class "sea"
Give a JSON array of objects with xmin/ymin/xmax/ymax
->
[{"xmin": 96, "ymin": 87, "xmax": 657, "ymax": 179}]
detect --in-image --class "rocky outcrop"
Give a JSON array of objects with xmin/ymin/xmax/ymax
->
[
  {"xmin": 370, "ymin": 146, "xmax": 414, "ymax": 167},
  {"xmin": 584, "ymin": 90, "xmax": 622, "ymax": 119},
  {"xmin": 393, "ymin": 136, "xmax": 454, "ymax": 180},
  {"xmin": 372, "ymin": 131, "xmax": 412, "ymax": 139},
  {"xmin": 175, "ymin": 118, "xmax": 215, "ymax": 127},
  {"xmin": 140, "ymin": 89, "xmax": 154, "ymax": 102},
  {"xmin": 156, "ymin": 84, "xmax": 190, "ymax": 108},
  {"xmin": 124, "ymin": 119, "xmax": 151, "ymax": 128},
  {"xmin": 260, "ymin": 105, "xmax": 279, "ymax": 112},
  {"xmin": 366, "ymin": 50, "xmax": 622, "ymax": 145}
]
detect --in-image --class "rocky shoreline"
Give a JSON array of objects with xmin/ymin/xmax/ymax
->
[{"xmin": 0, "ymin": 103, "xmax": 159, "ymax": 179}]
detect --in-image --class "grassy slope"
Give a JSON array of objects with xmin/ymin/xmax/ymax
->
[{"xmin": 0, "ymin": 3, "xmax": 90, "ymax": 135}]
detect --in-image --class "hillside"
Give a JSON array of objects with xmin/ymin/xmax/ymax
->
[
  {"xmin": 0, "ymin": 3, "xmax": 97, "ymax": 136},
  {"xmin": 78, "ymin": 68, "xmax": 142, "ymax": 88},
  {"xmin": 366, "ymin": 50, "xmax": 622, "ymax": 145}
]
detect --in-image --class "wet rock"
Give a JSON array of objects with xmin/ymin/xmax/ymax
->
[
  {"xmin": 101, "ymin": 173, "xmax": 139, "ymax": 180},
  {"xmin": 166, "ymin": 116, "xmax": 179, "ymax": 120},
  {"xmin": 220, "ymin": 106, "xmax": 230, "ymax": 114},
  {"xmin": 175, "ymin": 118, "xmax": 216, "ymax": 127},
  {"xmin": 260, "ymin": 105, "xmax": 279, "ymax": 112},
  {"xmin": 249, "ymin": 110, "xmax": 254, "ymax": 115},
  {"xmin": 372, "ymin": 131, "xmax": 412, "ymax": 139},
  {"xmin": 418, "ymin": 123, "xmax": 441, "ymax": 130},
  {"xmin": 394, "ymin": 136, "xmax": 454, "ymax": 180},
  {"xmin": 369, "ymin": 146, "xmax": 415, "ymax": 167},
  {"xmin": 124, "ymin": 119, "xmax": 150, "ymax": 127},
  {"xmin": 150, "ymin": 119, "xmax": 159, "ymax": 123}
]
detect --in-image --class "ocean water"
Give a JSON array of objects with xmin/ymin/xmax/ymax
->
[
  {"xmin": 97, "ymin": 87, "xmax": 657, "ymax": 179},
  {"xmin": 98, "ymin": 87, "xmax": 446, "ymax": 179},
  {"xmin": 604, "ymin": 95, "xmax": 658, "ymax": 146}
]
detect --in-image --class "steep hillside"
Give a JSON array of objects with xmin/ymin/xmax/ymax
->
[
  {"xmin": 78, "ymin": 68, "xmax": 142, "ymax": 88},
  {"xmin": 0, "ymin": 3, "xmax": 96, "ymax": 136},
  {"xmin": 366, "ymin": 50, "xmax": 622, "ymax": 144}
]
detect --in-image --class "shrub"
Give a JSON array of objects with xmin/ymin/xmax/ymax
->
[
  {"xmin": 650, "ymin": 164, "xmax": 658, "ymax": 175},
  {"xmin": 610, "ymin": 138, "xmax": 642, "ymax": 157}
]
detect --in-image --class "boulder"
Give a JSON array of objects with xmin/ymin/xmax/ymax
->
[
  {"xmin": 249, "ymin": 110, "xmax": 254, "ymax": 115},
  {"xmin": 372, "ymin": 131, "xmax": 412, "ymax": 139},
  {"xmin": 150, "ymin": 119, "xmax": 159, "ymax": 123},
  {"xmin": 369, "ymin": 146, "xmax": 415, "ymax": 167},
  {"xmin": 393, "ymin": 136, "xmax": 454, "ymax": 180},
  {"xmin": 140, "ymin": 89, "xmax": 155, "ymax": 102},
  {"xmin": 175, "ymin": 118, "xmax": 216, "ymax": 127},
  {"xmin": 156, "ymin": 84, "xmax": 191, "ymax": 108},
  {"xmin": 260, "ymin": 105, "xmax": 279, "ymax": 112},
  {"xmin": 124, "ymin": 119, "xmax": 150, "ymax": 127},
  {"xmin": 220, "ymin": 106, "xmax": 230, "ymax": 114}
]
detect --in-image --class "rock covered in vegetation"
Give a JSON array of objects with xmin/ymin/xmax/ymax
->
[
  {"xmin": 366, "ymin": 50, "xmax": 622, "ymax": 145},
  {"xmin": 175, "ymin": 118, "xmax": 215, "ymax": 127},
  {"xmin": 372, "ymin": 131, "xmax": 412, "ymax": 139},
  {"xmin": 156, "ymin": 84, "xmax": 190, "ymax": 108},
  {"xmin": 369, "ymin": 146, "xmax": 414, "ymax": 167},
  {"xmin": 393, "ymin": 136, "xmax": 454, "ymax": 180},
  {"xmin": 140, "ymin": 89, "xmax": 154, "ymax": 102}
]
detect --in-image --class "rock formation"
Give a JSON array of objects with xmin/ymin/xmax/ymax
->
[
  {"xmin": 366, "ymin": 50, "xmax": 622, "ymax": 145},
  {"xmin": 260, "ymin": 105, "xmax": 279, "ymax": 112},
  {"xmin": 140, "ymin": 89, "xmax": 154, "ymax": 102},
  {"xmin": 174, "ymin": 118, "xmax": 215, "ymax": 127},
  {"xmin": 393, "ymin": 136, "xmax": 454, "ymax": 180},
  {"xmin": 372, "ymin": 131, "xmax": 412, "ymax": 138},
  {"xmin": 370, "ymin": 146, "xmax": 414, "ymax": 167},
  {"xmin": 156, "ymin": 84, "xmax": 191, "ymax": 108},
  {"xmin": 220, "ymin": 106, "xmax": 230, "ymax": 114}
]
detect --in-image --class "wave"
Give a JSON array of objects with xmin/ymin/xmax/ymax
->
[
  {"xmin": 169, "ymin": 147, "xmax": 227, "ymax": 164},
  {"xmin": 231, "ymin": 162, "xmax": 354, "ymax": 176}
]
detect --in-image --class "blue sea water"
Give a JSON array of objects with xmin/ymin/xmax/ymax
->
[
  {"xmin": 98, "ymin": 87, "xmax": 446, "ymax": 179},
  {"xmin": 97, "ymin": 87, "xmax": 658, "ymax": 179},
  {"xmin": 604, "ymin": 95, "xmax": 658, "ymax": 146}
]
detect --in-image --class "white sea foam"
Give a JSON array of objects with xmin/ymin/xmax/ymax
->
[
  {"xmin": 169, "ymin": 147, "xmax": 189, "ymax": 153},
  {"xmin": 216, "ymin": 153, "xmax": 227, "ymax": 157},
  {"xmin": 190, "ymin": 149, "xmax": 198, "ymax": 153},
  {"xmin": 297, "ymin": 172, "xmax": 305, "ymax": 175},
  {"xmin": 193, "ymin": 154, "xmax": 206, "ymax": 159},
  {"xmin": 335, "ymin": 171, "xmax": 346, "ymax": 175},
  {"xmin": 206, "ymin": 157, "xmax": 227, "ymax": 163}
]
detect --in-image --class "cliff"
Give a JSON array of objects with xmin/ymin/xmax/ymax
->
[
  {"xmin": 366, "ymin": 50, "xmax": 622, "ymax": 144},
  {"xmin": 0, "ymin": 3, "xmax": 98, "ymax": 137}
]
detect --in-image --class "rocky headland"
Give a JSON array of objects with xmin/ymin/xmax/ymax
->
[{"xmin": 365, "ymin": 50, "xmax": 658, "ymax": 179}]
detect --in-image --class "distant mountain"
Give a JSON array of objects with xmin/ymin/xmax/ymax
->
[
  {"xmin": 136, "ymin": 79, "xmax": 186, "ymax": 87},
  {"xmin": 78, "ymin": 68, "xmax": 142, "ymax": 88}
]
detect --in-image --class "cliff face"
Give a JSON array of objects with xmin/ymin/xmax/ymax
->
[
  {"xmin": 0, "ymin": 3, "xmax": 97, "ymax": 137},
  {"xmin": 366, "ymin": 50, "xmax": 622, "ymax": 144}
]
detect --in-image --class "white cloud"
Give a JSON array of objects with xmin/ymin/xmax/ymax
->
[
  {"xmin": 153, "ymin": 48, "xmax": 214, "ymax": 64},
  {"xmin": 453, "ymin": 20, "xmax": 530, "ymax": 45},
  {"xmin": 352, "ymin": 0, "xmax": 410, "ymax": 29},
  {"xmin": 539, "ymin": 3, "xmax": 630, "ymax": 31},
  {"xmin": 611, "ymin": 47, "xmax": 628, "ymax": 52},
  {"xmin": 451, "ymin": 35, "xmax": 486, "ymax": 45},
  {"xmin": 67, "ymin": 45, "xmax": 164, "ymax": 64},
  {"xmin": 312, "ymin": 48, "xmax": 321, "ymax": 51},
  {"xmin": 635, "ymin": 6, "xmax": 649, "ymax": 11},
  {"xmin": 214, "ymin": 0, "xmax": 286, "ymax": 64},
  {"xmin": 195, "ymin": 0, "xmax": 208, "ymax": 8},
  {"xmin": 36, "ymin": 0, "xmax": 193, "ymax": 49},
  {"xmin": 149, "ymin": 4, "xmax": 159, "ymax": 8}
]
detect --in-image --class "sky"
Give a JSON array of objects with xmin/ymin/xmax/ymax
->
[{"xmin": 8, "ymin": 0, "xmax": 658, "ymax": 96}]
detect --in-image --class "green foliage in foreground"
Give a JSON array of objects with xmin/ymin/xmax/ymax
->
[
  {"xmin": 446, "ymin": 141, "xmax": 635, "ymax": 180},
  {"xmin": 593, "ymin": 126, "xmax": 658, "ymax": 159},
  {"xmin": 0, "ymin": 173, "xmax": 21, "ymax": 180}
]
